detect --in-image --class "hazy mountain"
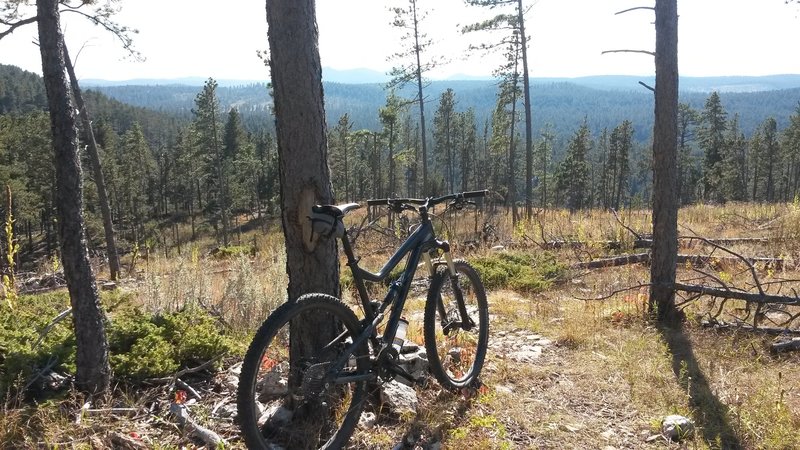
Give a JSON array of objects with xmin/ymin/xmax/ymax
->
[{"xmin": 80, "ymin": 70, "xmax": 800, "ymax": 93}]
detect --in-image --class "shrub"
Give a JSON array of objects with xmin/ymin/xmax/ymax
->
[
  {"xmin": 471, "ymin": 251, "xmax": 566, "ymax": 293},
  {"xmin": 0, "ymin": 293, "xmax": 75, "ymax": 392}
]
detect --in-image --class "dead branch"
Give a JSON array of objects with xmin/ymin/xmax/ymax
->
[
  {"xmin": 639, "ymin": 81, "xmax": 655, "ymax": 92},
  {"xmin": 611, "ymin": 209, "xmax": 643, "ymax": 240},
  {"xmin": 145, "ymin": 353, "xmax": 225, "ymax": 384},
  {"xmin": 678, "ymin": 234, "xmax": 768, "ymax": 295},
  {"xmin": 601, "ymin": 49, "xmax": 656, "ymax": 56},
  {"xmin": 34, "ymin": 308, "xmax": 73, "ymax": 350},
  {"xmin": 169, "ymin": 402, "xmax": 225, "ymax": 447},
  {"xmin": 615, "ymin": 6, "xmax": 655, "ymax": 15}
]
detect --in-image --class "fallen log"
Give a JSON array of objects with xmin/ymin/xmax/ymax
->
[
  {"xmin": 542, "ymin": 239, "xmax": 652, "ymax": 250},
  {"xmin": 701, "ymin": 320, "xmax": 800, "ymax": 336},
  {"xmin": 674, "ymin": 282, "xmax": 800, "ymax": 305},
  {"xmin": 571, "ymin": 253, "xmax": 785, "ymax": 270},
  {"xmin": 677, "ymin": 254, "xmax": 784, "ymax": 270},
  {"xmin": 772, "ymin": 337, "xmax": 800, "ymax": 353},
  {"xmin": 571, "ymin": 253, "xmax": 651, "ymax": 269}
]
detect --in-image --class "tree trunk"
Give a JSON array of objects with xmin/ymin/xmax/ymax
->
[
  {"xmin": 649, "ymin": 0, "xmax": 680, "ymax": 322},
  {"xmin": 62, "ymin": 41, "xmax": 121, "ymax": 281},
  {"xmin": 518, "ymin": 0, "xmax": 534, "ymax": 220},
  {"xmin": 265, "ymin": 0, "xmax": 338, "ymax": 299},
  {"xmin": 37, "ymin": 0, "xmax": 110, "ymax": 395},
  {"xmin": 411, "ymin": 0, "xmax": 429, "ymax": 194}
]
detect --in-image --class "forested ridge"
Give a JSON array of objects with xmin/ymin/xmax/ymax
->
[{"xmin": 2, "ymin": 62, "xmax": 800, "ymax": 258}]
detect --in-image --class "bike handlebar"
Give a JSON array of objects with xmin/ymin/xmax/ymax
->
[{"xmin": 366, "ymin": 190, "xmax": 488, "ymax": 208}]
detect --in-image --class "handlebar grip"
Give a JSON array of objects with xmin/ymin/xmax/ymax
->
[{"xmin": 462, "ymin": 190, "xmax": 488, "ymax": 199}]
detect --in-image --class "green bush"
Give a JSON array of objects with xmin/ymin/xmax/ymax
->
[
  {"xmin": 0, "ymin": 292, "xmax": 75, "ymax": 392},
  {"xmin": 1, "ymin": 292, "xmax": 238, "ymax": 389},
  {"xmin": 110, "ymin": 333, "xmax": 179, "ymax": 380},
  {"xmin": 471, "ymin": 251, "xmax": 566, "ymax": 293},
  {"xmin": 109, "ymin": 306, "xmax": 237, "ymax": 379}
]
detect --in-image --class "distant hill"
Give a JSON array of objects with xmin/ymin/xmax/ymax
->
[
  {"xmin": 4, "ymin": 63, "xmax": 799, "ymax": 145},
  {"xmin": 82, "ymin": 77, "xmax": 800, "ymax": 143},
  {"xmin": 80, "ymin": 70, "xmax": 800, "ymax": 92}
]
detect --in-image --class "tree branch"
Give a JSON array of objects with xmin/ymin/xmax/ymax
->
[
  {"xmin": 0, "ymin": 16, "xmax": 37, "ymax": 41},
  {"xmin": 615, "ymin": 6, "xmax": 655, "ymax": 15},
  {"xmin": 601, "ymin": 49, "xmax": 656, "ymax": 57}
]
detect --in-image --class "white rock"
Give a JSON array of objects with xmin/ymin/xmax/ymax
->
[
  {"xmin": 258, "ymin": 404, "xmax": 293, "ymax": 428},
  {"xmin": 359, "ymin": 411, "xmax": 377, "ymax": 429},
  {"xmin": 380, "ymin": 380, "xmax": 418, "ymax": 415},
  {"xmin": 661, "ymin": 415, "xmax": 694, "ymax": 441}
]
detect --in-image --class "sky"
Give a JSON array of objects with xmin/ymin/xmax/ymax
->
[{"xmin": 1, "ymin": 0, "xmax": 799, "ymax": 82}]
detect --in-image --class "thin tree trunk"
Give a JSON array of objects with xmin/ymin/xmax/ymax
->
[
  {"xmin": 62, "ymin": 41, "xmax": 121, "ymax": 281},
  {"xmin": 411, "ymin": 0, "xmax": 429, "ymax": 194},
  {"xmin": 518, "ymin": 0, "xmax": 534, "ymax": 220},
  {"xmin": 37, "ymin": 0, "xmax": 110, "ymax": 394},
  {"xmin": 649, "ymin": 0, "xmax": 679, "ymax": 322}
]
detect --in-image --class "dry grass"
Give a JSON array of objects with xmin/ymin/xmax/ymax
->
[{"xmin": 4, "ymin": 205, "xmax": 800, "ymax": 448}]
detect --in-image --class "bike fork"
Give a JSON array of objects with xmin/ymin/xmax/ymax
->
[{"xmin": 427, "ymin": 249, "xmax": 475, "ymax": 333}]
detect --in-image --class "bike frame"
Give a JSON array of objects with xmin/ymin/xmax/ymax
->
[{"xmin": 340, "ymin": 210, "xmax": 452, "ymax": 352}]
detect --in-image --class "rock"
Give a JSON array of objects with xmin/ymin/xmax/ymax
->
[
  {"xmin": 359, "ymin": 411, "xmax": 377, "ymax": 429},
  {"xmin": 495, "ymin": 384, "xmax": 514, "ymax": 395},
  {"xmin": 256, "ymin": 363, "xmax": 289, "ymax": 398},
  {"xmin": 223, "ymin": 362, "xmax": 242, "ymax": 391},
  {"xmin": 380, "ymin": 380, "xmax": 418, "ymax": 415},
  {"xmin": 259, "ymin": 404, "xmax": 293, "ymax": 428},
  {"xmin": 508, "ymin": 346, "xmax": 543, "ymax": 363},
  {"xmin": 559, "ymin": 423, "xmax": 581, "ymax": 433},
  {"xmin": 397, "ymin": 347, "xmax": 428, "ymax": 385},
  {"xmin": 661, "ymin": 415, "xmax": 694, "ymax": 441}
]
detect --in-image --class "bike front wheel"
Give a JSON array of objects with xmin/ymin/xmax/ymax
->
[
  {"xmin": 237, "ymin": 294, "xmax": 370, "ymax": 449},
  {"xmin": 423, "ymin": 260, "xmax": 489, "ymax": 390}
]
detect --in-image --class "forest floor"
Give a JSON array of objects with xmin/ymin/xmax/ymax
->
[{"xmin": 3, "ymin": 204, "xmax": 800, "ymax": 449}]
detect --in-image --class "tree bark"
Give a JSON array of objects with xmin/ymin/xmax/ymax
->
[
  {"xmin": 265, "ymin": 0, "xmax": 338, "ymax": 299},
  {"xmin": 62, "ymin": 41, "xmax": 121, "ymax": 281},
  {"xmin": 37, "ymin": 0, "xmax": 110, "ymax": 394},
  {"xmin": 518, "ymin": 0, "xmax": 534, "ymax": 220},
  {"xmin": 649, "ymin": 0, "xmax": 680, "ymax": 322}
]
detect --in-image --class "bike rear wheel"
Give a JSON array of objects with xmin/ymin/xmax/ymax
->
[
  {"xmin": 424, "ymin": 260, "xmax": 489, "ymax": 390},
  {"xmin": 237, "ymin": 294, "xmax": 370, "ymax": 449}
]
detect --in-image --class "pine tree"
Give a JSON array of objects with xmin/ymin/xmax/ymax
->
[
  {"xmin": 192, "ymin": 78, "xmax": 228, "ymax": 245},
  {"xmin": 379, "ymin": 93, "xmax": 403, "ymax": 197},
  {"xmin": 698, "ymin": 91, "xmax": 728, "ymax": 202},
  {"xmin": 781, "ymin": 104, "xmax": 800, "ymax": 200},
  {"xmin": 388, "ymin": 0, "xmax": 437, "ymax": 194},
  {"xmin": 464, "ymin": 0, "xmax": 534, "ymax": 218},
  {"xmin": 677, "ymin": 103, "xmax": 700, "ymax": 205},
  {"xmin": 556, "ymin": 122, "xmax": 591, "ymax": 211},
  {"xmin": 721, "ymin": 114, "xmax": 748, "ymax": 201},
  {"xmin": 609, "ymin": 120, "xmax": 633, "ymax": 210},
  {"xmin": 118, "ymin": 123, "xmax": 154, "ymax": 241},
  {"xmin": 433, "ymin": 88, "xmax": 457, "ymax": 194}
]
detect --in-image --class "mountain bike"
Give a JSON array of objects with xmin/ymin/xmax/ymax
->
[{"xmin": 237, "ymin": 190, "xmax": 490, "ymax": 449}]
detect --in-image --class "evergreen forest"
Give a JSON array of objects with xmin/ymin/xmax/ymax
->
[{"xmin": 2, "ymin": 63, "xmax": 800, "ymax": 258}]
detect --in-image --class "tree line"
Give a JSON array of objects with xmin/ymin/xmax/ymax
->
[{"xmin": 2, "ymin": 66, "xmax": 800, "ymax": 261}]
